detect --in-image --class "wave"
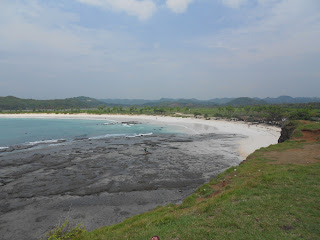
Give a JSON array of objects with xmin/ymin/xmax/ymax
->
[
  {"xmin": 89, "ymin": 134, "xmax": 126, "ymax": 140},
  {"xmin": 0, "ymin": 132, "xmax": 154, "ymax": 153},
  {"xmin": 89, "ymin": 132, "xmax": 153, "ymax": 140},
  {"xmin": 126, "ymin": 132, "xmax": 153, "ymax": 138},
  {"xmin": 102, "ymin": 122, "xmax": 118, "ymax": 125},
  {"xmin": 0, "ymin": 139, "xmax": 67, "ymax": 153},
  {"xmin": 27, "ymin": 139, "xmax": 66, "ymax": 146}
]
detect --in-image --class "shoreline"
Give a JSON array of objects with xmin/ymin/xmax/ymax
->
[{"xmin": 0, "ymin": 113, "xmax": 281, "ymax": 159}]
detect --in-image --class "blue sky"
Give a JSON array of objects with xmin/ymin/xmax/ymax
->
[{"xmin": 0, "ymin": 0, "xmax": 319, "ymax": 99}]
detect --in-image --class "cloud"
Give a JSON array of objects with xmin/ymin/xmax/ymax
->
[
  {"xmin": 221, "ymin": 0, "xmax": 248, "ymax": 8},
  {"xmin": 1, "ymin": 0, "xmax": 319, "ymax": 99},
  {"xmin": 166, "ymin": 0, "xmax": 193, "ymax": 13},
  {"xmin": 76, "ymin": 0, "xmax": 157, "ymax": 20},
  {"xmin": 192, "ymin": 0, "xmax": 320, "ymax": 65},
  {"xmin": 0, "ymin": 0, "xmax": 147, "ymax": 76}
]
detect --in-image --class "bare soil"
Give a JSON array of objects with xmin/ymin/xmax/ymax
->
[
  {"xmin": 296, "ymin": 129, "xmax": 320, "ymax": 142},
  {"xmin": 266, "ymin": 143, "xmax": 320, "ymax": 165}
]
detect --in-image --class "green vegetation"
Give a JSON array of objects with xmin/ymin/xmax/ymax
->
[
  {"xmin": 2, "ymin": 101, "xmax": 320, "ymax": 124},
  {"xmin": 1, "ymin": 96, "xmax": 320, "ymax": 124},
  {"xmin": 42, "ymin": 220, "xmax": 85, "ymax": 240}
]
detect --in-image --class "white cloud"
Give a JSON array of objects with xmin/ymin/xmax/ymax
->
[
  {"xmin": 76, "ymin": 0, "xmax": 157, "ymax": 20},
  {"xmin": 221, "ymin": 0, "xmax": 248, "ymax": 8},
  {"xmin": 0, "ymin": 0, "xmax": 147, "ymax": 76},
  {"xmin": 166, "ymin": 0, "xmax": 193, "ymax": 13}
]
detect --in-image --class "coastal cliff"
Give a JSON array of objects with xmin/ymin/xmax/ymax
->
[{"xmin": 278, "ymin": 121, "xmax": 298, "ymax": 143}]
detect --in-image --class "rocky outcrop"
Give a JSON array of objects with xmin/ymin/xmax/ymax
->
[{"xmin": 278, "ymin": 121, "xmax": 298, "ymax": 143}]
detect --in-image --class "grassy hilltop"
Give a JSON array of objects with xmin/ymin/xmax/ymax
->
[{"xmin": 47, "ymin": 121, "xmax": 320, "ymax": 240}]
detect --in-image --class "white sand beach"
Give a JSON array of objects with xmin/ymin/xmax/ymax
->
[{"xmin": 0, "ymin": 113, "xmax": 281, "ymax": 159}]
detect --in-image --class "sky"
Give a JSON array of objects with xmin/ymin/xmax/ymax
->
[{"xmin": 0, "ymin": 0, "xmax": 319, "ymax": 100}]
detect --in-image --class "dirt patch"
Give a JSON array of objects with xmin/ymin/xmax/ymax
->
[
  {"xmin": 280, "ymin": 225, "xmax": 294, "ymax": 232},
  {"xmin": 266, "ymin": 143, "xmax": 320, "ymax": 165},
  {"xmin": 296, "ymin": 129, "xmax": 320, "ymax": 142}
]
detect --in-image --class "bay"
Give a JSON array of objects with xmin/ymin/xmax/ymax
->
[{"xmin": 0, "ymin": 118, "xmax": 178, "ymax": 148}]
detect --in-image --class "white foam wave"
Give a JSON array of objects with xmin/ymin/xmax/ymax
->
[
  {"xmin": 126, "ymin": 132, "xmax": 153, "ymax": 138},
  {"xmin": 139, "ymin": 132, "xmax": 153, "ymax": 136},
  {"xmin": 27, "ymin": 139, "xmax": 65, "ymax": 146},
  {"xmin": 89, "ymin": 134, "xmax": 126, "ymax": 140},
  {"xmin": 0, "ymin": 146, "xmax": 9, "ymax": 150},
  {"xmin": 102, "ymin": 122, "xmax": 118, "ymax": 125}
]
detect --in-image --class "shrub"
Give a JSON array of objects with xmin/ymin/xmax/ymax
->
[{"xmin": 43, "ymin": 220, "xmax": 85, "ymax": 240}]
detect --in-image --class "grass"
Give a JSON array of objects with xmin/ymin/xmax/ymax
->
[{"xmin": 71, "ymin": 139, "xmax": 320, "ymax": 240}]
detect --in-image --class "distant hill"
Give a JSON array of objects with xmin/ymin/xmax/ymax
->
[
  {"xmin": 2, "ymin": 95, "xmax": 319, "ymax": 110},
  {"xmin": 262, "ymin": 96, "xmax": 320, "ymax": 104},
  {"xmin": 100, "ymin": 96, "xmax": 320, "ymax": 107},
  {"xmin": 226, "ymin": 97, "xmax": 267, "ymax": 106},
  {"xmin": 208, "ymin": 98, "xmax": 235, "ymax": 104},
  {"xmin": 0, "ymin": 96, "xmax": 106, "ymax": 110},
  {"xmin": 99, "ymin": 98, "xmax": 219, "ymax": 107},
  {"xmin": 99, "ymin": 99, "xmax": 152, "ymax": 106}
]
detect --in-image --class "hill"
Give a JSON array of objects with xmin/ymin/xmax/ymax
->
[
  {"xmin": 71, "ymin": 120, "xmax": 320, "ymax": 240},
  {"xmin": 2, "ymin": 96, "xmax": 319, "ymax": 110},
  {"xmin": 100, "ymin": 96, "xmax": 320, "ymax": 107},
  {"xmin": 263, "ymin": 96, "xmax": 320, "ymax": 104},
  {"xmin": 99, "ymin": 98, "xmax": 219, "ymax": 108},
  {"xmin": 98, "ymin": 98, "xmax": 152, "ymax": 106},
  {"xmin": 0, "ymin": 96, "xmax": 106, "ymax": 110},
  {"xmin": 226, "ymin": 97, "xmax": 267, "ymax": 106}
]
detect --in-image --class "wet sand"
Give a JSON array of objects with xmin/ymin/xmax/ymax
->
[{"xmin": 0, "ymin": 114, "xmax": 280, "ymax": 240}]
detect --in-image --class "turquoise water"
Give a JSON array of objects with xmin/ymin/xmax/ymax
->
[{"xmin": 0, "ymin": 118, "xmax": 177, "ymax": 148}]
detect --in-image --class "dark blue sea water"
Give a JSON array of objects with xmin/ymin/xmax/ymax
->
[{"xmin": 0, "ymin": 118, "xmax": 178, "ymax": 149}]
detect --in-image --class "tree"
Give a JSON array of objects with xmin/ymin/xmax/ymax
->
[
  {"xmin": 153, "ymin": 107, "xmax": 166, "ymax": 115},
  {"xmin": 244, "ymin": 106, "xmax": 251, "ymax": 114},
  {"xmin": 289, "ymin": 109, "xmax": 311, "ymax": 120},
  {"xmin": 226, "ymin": 105, "xmax": 235, "ymax": 116},
  {"xmin": 266, "ymin": 106, "xmax": 282, "ymax": 120},
  {"xmin": 98, "ymin": 106, "xmax": 105, "ymax": 111},
  {"xmin": 194, "ymin": 112, "xmax": 201, "ymax": 117}
]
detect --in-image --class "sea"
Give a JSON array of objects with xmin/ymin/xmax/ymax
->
[{"xmin": 0, "ymin": 117, "xmax": 180, "ymax": 150}]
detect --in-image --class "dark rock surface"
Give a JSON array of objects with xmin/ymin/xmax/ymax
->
[
  {"xmin": 278, "ymin": 121, "xmax": 298, "ymax": 143},
  {"xmin": 0, "ymin": 133, "xmax": 244, "ymax": 240}
]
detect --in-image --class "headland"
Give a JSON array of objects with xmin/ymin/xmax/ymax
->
[{"xmin": 0, "ymin": 113, "xmax": 280, "ymax": 240}]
